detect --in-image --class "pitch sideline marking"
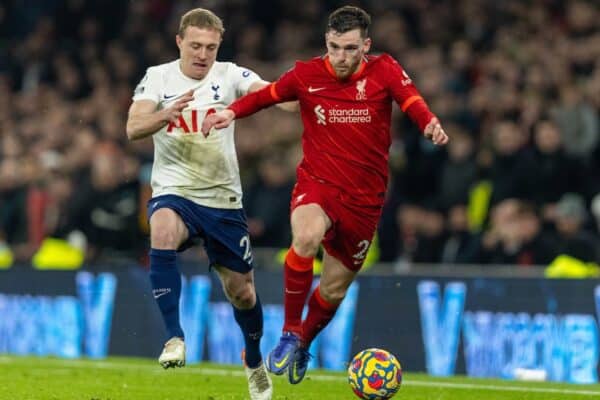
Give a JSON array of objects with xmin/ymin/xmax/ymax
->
[
  {"xmin": 406, "ymin": 380, "xmax": 600, "ymax": 396},
  {"xmin": 2, "ymin": 357, "xmax": 599, "ymax": 396}
]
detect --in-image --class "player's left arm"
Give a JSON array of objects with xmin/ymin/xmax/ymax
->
[
  {"xmin": 387, "ymin": 57, "xmax": 448, "ymax": 145},
  {"xmin": 248, "ymin": 81, "xmax": 299, "ymax": 112},
  {"xmin": 422, "ymin": 117, "xmax": 448, "ymax": 146}
]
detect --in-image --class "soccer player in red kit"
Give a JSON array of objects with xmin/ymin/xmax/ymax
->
[{"xmin": 202, "ymin": 5, "xmax": 448, "ymax": 384}]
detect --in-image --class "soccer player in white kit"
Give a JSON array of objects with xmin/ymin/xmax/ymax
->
[{"xmin": 126, "ymin": 8, "xmax": 277, "ymax": 400}]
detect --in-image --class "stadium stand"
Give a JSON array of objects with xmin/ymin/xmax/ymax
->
[{"xmin": 0, "ymin": 0, "xmax": 598, "ymax": 269}]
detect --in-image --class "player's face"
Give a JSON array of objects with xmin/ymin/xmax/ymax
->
[
  {"xmin": 325, "ymin": 29, "xmax": 371, "ymax": 79},
  {"xmin": 176, "ymin": 26, "xmax": 221, "ymax": 80}
]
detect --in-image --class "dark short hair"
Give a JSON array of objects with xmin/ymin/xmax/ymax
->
[{"xmin": 327, "ymin": 6, "xmax": 371, "ymax": 37}]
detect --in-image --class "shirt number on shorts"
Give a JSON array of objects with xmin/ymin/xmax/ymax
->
[
  {"xmin": 240, "ymin": 235, "xmax": 253, "ymax": 263},
  {"xmin": 352, "ymin": 240, "xmax": 370, "ymax": 265}
]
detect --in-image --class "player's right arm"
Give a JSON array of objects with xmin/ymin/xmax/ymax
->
[
  {"xmin": 126, "ymin": 91, "xmax": 194, "ymax": 140},
  {"xmin": 201, "ymin": 66, "xmax": 299, "ymax": 135}
]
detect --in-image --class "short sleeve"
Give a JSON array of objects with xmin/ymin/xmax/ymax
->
[
  {"xmin": 227, "ymin": 63, "xmax": 263, "ymax": 97},
  {"xmin": 132, "ymin": 67, "xmax": 162, "ymax": 103}
]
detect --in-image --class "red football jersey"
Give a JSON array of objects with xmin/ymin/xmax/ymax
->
[{"xmin": 230, "ymin": 54, "xmax": 435, "ymax": 208}]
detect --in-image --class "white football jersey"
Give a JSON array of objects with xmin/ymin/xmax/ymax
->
[{"xmin": 132, "ymin": 60, "xmax": 262, "ymax": 209}]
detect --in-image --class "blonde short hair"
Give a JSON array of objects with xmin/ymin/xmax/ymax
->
[{"xmin": 178, "ymin": 8, "xmax": 225, "ymax": 37}]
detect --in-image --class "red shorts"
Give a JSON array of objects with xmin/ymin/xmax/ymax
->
[{"xmin": 290, "ymin": 173, "xmax": 382, "ymax": 272}]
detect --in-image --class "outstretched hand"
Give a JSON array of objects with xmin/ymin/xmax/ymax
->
[
  {"xmin": 201, "ymin": 109, "xmax": 236, "ymax": 136},
  {"xmin": 163, "ymin": 89, "xmax": 195, "ymax": 124},
  {"xmin": 423, "ymin": 117, "xmax": 449, "ymax": 145}
]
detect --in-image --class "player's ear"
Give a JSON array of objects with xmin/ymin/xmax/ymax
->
[
  {"xmin": 363, "ymin": 37, "xmax": 372, "ymax": 53},
  {"xmin": 176, "ymin": 35, "xmax": 183, "ymax": 50}
]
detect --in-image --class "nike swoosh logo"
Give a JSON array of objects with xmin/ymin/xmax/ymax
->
[
  {"xmin": 163, "ymin": 94, "xmax": 177, "ymax": 99},
  {"xmin": 291, "ymin": 364, "xmax": 302, "ymax": 382},
  {"xmin": 308, "ymin": 87, "xmax": 325, "ymax": 93},
  {"xmin": 274, "ymin": 354, "xmax": 290, "ymax": 369},
  {"xmin": 153, "ymin": 288, "xmax": 171, "ymax": 299},
  {"xmin": 285, "ymin": 288, "xmax": 304, "ymax": 295}
]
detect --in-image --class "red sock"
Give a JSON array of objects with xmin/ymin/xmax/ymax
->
[
  {"xmin": 301, "ymin": 285, "xmax": 339, "ymax": 346},
  {"xmin": 283, "ymin": 247, "xmax": 314, "ymax": 336}
]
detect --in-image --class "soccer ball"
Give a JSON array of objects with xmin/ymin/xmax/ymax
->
[{"xmin": 348, "ymin": 348, "xmax": 402, "ymax": 400}]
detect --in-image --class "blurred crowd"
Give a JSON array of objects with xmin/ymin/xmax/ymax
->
[{"xmin": 0, "ymin": 0, "xmax": 599, "ymax": 268}]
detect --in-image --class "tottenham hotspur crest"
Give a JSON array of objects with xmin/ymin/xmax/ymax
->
[
  {"xmin": 211, "ymin": 83, "xmax": 220, "ymax": 100},
  {"xmin": 356, "ymin": 78, "xmax": 367, "ymax": 100}
]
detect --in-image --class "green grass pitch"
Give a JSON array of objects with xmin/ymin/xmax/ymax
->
[{"xmin": 1, "ymin": 356, "xmax": 599, "ymax": 399}]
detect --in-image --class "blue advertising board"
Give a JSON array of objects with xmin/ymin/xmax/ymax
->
[{"xmin": 1, "ymin": 266, "xmax": 599, "ymax": 383}]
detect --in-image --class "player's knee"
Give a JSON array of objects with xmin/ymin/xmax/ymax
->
[
  {"xmin": 151, "ymin": 228, "xmax": 181, "ymax": 249},
  {"xmin": 319, "ymin": 283, "xmax": 345, "ymax": 305},
  {"xmin": 292, "ymin": 230, "xmax": 322, "ymax": 257},
  {"xmin": 227, "ymin": 283, "xmax": 256, "ymax": 309}
]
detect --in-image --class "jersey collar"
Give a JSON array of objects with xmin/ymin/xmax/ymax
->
[
  {"xmin": 177, "ymin": 59, "xmax": 211, "ymax": 83},
  {"xmin": 323, "ymin": 55, "xmax": 367, "ymax": 81}
]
